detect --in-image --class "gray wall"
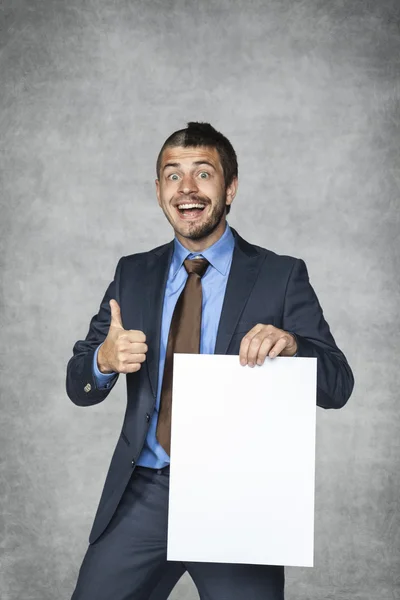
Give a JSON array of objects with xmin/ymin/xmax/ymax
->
[{"xmin": 1, "ymin": 1, "xmax": 399, "ymax": 599}]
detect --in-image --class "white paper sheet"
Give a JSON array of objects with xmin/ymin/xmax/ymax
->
[{"xmin": 167, "ymin": 354, "xmax": 317, "ymax": 567}]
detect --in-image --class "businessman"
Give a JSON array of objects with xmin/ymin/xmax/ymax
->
[{"xmin": 67, "ymin": 121, "xmax": 354, "ymax": 599}]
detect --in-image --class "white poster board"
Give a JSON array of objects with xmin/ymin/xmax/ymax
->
[{"xmin": 167, "ymin": 354, "xmax": 317, "ymax": 567}]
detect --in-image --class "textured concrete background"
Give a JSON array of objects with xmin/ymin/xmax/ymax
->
[{"xmin": 0, "ymin": 1, "xmax": 399, "ymax": 599}]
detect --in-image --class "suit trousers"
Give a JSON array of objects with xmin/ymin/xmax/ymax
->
[{"xmin": 70, "ymin": 466, "xmax": 285, "ymax": 600}]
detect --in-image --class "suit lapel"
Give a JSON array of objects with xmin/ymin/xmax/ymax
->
[
  {"xmin": 143, "ymin": 226, "xmax": 265, "ymax": 400},
  {"xmin": 214, "ymin": 228, "xmax": 263, "ymax": 354}
]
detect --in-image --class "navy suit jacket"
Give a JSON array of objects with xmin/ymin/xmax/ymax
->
[{"xmin": 66, "ymin": 226, "xmax": 354, "ymax": 544}]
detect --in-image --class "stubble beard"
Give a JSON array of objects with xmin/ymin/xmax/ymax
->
[{"xmin": 172, "ymin": 193, "xmax": 227, "ymax": 241}]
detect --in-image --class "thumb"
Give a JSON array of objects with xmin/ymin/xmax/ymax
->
[{"xmin": 109, "ymin": 299, "xmax": 124, "ymax": 329}]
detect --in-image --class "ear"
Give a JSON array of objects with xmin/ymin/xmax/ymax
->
[
  {"xmin": 155, "ymin": 179, "xmax": 161, "ymax": 206},
  {"xmin": 226, "ymin": 177, "xmax": 238, "ymax": 205}
]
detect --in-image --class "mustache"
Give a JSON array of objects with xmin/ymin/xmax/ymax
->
[{"xmin": 173, "ymin": 194, "xmax": 210, "ymax": 205}]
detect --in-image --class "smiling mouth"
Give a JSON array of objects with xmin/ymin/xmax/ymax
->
[{"xmin": 176, "ymin": 204, "xmax": 207, "ymax": 220}]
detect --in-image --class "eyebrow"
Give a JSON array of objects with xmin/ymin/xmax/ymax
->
[{"xmin": 162, "ymin": 161, "xmax": 216, "ymax": 172}]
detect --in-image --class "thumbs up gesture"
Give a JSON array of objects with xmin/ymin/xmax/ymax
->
[{"xmin": 97, "ymin": 299, "xmax": 148, "ymax": 374}]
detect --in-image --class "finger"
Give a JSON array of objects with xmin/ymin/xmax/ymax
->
[
  {"xmin": 247, "ymin": 332, "xmax": 275, "ymax": 366},
  {"xmin": 116, "ymin": 354, "xmax": 146, "ymax": 372},
  {"xmin": 239, "ymin": 326, "xmax": 262, "ymax": 365},
  {"xmin": 116, "ymin": 342, "xmax": 148, "ymax": 365},
  {"xmin": 255, "ymin": 336, "xmax": 276, "ymax": 365},
  {"xmin": 126, "ymin": 343, "xmax": 148, "ymax": 354},
  {"xmin": 119, "ymin": 362, "xmax": 142, "ymax": 374},
  {"xmin": 268, "ymin": 336, "xmax": 289, "ymax": 358},
  {"xmin": 240, "ymin": 326, "xmax": 270, "ymax": 366},
  {"xmin": 240, "ymin": 326, "xmax": 273, "ymax": 367},
  {"xmin": 117, "ymin": 344, "xmax": 147, "ymax": 360},
  {"xmin": 125, "ymin": 353, "xmax": 147, "ymax": 364},
  {"xmin": 110, "ymin": 299, "xmax": 124, "ymax": 329},
  {"xmin": 118, "ymin": 330, "xmax": 147, "ymax": 344}
]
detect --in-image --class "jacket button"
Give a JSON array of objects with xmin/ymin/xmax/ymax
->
[
  {"xmin": 146, "ymin": 413, "xmax": 150, "ymax": 422},
  {"xmin": 131, "ymin": 459, "xmax": 135, "ymax": 467}
]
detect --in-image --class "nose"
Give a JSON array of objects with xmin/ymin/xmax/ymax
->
[{"xmin": 177, "ymin": 174, "xmax": 198, "ymax": 195}]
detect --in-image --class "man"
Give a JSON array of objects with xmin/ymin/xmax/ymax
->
[{"xmin": 67, "ymin": 122, "xmax": 354, "ymax": 600}]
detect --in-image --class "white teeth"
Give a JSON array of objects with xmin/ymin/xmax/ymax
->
[{"xmin": 178, "ymin": 203, "xmax": 205, "ymax": 210}]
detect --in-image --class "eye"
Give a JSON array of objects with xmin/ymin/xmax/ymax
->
[
  {"xmin": 168, "ymin": 173, "xmax": 180, "ymax": 181},
  {"xmin": 199, "ymin": 171, "xmax": 209, "ymax": 179}
]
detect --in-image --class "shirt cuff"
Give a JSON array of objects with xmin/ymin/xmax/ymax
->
[{"xmin": 93, "ymin": 344, "xmax": 117, "ymax": 389}]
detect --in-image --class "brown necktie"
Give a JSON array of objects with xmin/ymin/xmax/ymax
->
[{"xmin": 156, "ymin": 257, "xmax": 210, "ymax": 456}]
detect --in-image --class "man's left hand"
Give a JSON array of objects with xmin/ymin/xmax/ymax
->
[{"xmin": 239, "ymin": 324, "xmax": 298, "ymax": 367}]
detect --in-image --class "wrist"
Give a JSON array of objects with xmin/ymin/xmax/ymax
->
[{"xmin": 97, "ymin": 344, "xmax": 114, "ymax": 374}]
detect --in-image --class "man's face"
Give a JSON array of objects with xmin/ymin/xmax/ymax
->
[{"xmin": 156, "ymin": 146, "xmax": 236, "ymax": 243}]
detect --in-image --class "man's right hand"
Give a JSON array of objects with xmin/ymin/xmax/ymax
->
[{"xmin": 97, "ymin": 299, "xmax": 148, "ymax": 374}]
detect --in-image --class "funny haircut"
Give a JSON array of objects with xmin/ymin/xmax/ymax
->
[{"xmin": 156, "ymin": 122, "xmax": 238, "ymax": 215}]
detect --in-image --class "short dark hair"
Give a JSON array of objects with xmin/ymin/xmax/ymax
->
[{"xmin": 156, "ymin": 122, "xmax": 238, "ymax": 215}]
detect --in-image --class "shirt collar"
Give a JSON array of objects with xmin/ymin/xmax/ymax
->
[{"xmin": 171, "ymin": 221, "xmax": 234, "ymax": 279}]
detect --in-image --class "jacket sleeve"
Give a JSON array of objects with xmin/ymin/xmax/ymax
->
[
  {"xmin": 66, "ymin": 257, "xmax": 124, "ymax": 406},
  {"xmin": 282, "ymin": 258, "xmax": 354, "ymax": 409}
]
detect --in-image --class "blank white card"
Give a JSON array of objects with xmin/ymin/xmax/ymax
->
[{"xmin": 167, "ymin": 354, "xmax": 317, "ymax": 567}]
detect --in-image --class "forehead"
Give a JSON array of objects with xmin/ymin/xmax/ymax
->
[{"xmin": 160, "ymin": 146, "xmax": 222, "ymax": 170}]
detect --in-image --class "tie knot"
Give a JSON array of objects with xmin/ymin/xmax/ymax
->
[{"xmin": 184, "ymin": 257, "xmax": 209, "ymax": 278}]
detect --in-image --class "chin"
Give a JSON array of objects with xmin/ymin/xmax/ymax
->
[{"xmin": 187, "ymin": 219, "xmax": 223, "ymax": 241}]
